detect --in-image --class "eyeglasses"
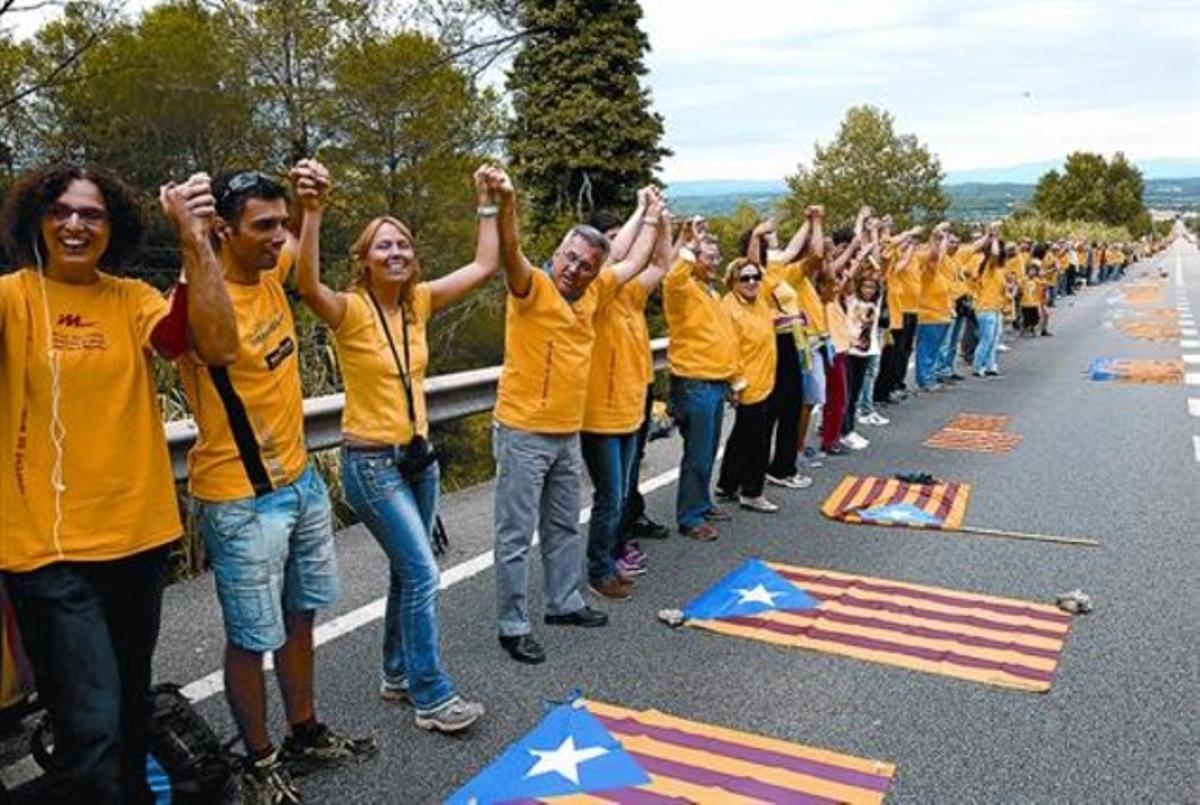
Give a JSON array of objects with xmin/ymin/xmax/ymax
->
[
  {"xmin": 47, "ymin": 203, "xmax": 108, "ymax": 227},
  {"xmin": 738, "ymin": 273, "xmax": 763, "ymax": 283}
]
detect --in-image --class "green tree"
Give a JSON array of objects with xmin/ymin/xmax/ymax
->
[
  {"xmin": 506, "ymin": 0, "xmax": 668, "ymax": 230},
  {"xmin": 780, "ymin": 105, "xmax": 946, "ymax": 231},
  {"xmin": 1033, "ymin": 151, "xmax": 1151, "ymax": 236}
]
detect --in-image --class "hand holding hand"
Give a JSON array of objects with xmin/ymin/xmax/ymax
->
[{"xmin": 160, "ymin": 172, "xmax": 216, "ymax": 239}]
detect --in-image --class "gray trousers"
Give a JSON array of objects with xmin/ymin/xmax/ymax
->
[{"xmin": 492, "ymin": 422, "xmax": 587, "ymax": 636}]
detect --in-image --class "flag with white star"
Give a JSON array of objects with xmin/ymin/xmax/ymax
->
[
  {"xmin": 445, "ymin": 698, "xmax": 648, "ymax": 804},
  {"xmin": 681, "ymin": 558, "xmax": 818, "ymax": 621}
]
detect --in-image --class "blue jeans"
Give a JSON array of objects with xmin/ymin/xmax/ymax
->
[
  {"xmin": 935, "ymin": 316, "xmax": 964, "ymax": 380},
  {"xmin": 669, "ymin": 376, "xmax": 727, "ymax": 529},
  {"xmin": 973, "ymin": 311, "xmax": 1002, "ymax": 373},
  {"xmin": 915, "ymin": 322, "xmax": 950, "ymax": 389},
  {"xmin": 857, "ymin": 353, "xmax": 881, "ymax": 415},
  {"xmin": 581, "ymin": 432, "xmax": 638, "ymax": 582},
  {"xmin": 341, "ymin": 446, "xmax": 454, "ymax": 713},
  {"xmin": 4, "ymin": 546, "xmax": 169, "ymax": 804},
  {"xmin": 196, "ymin": 465, "xmax": 340, "ymax": 653}
]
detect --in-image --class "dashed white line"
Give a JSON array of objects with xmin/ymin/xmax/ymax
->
[
  {"xmin": 1187, "ymin": 373, "xmax": 1200, "ymax": 385},
  {"xmin": 1193, "ymin": 436, "xmax": 1200, "ymax": 463},
  {"xmin": 1182, "ymin": 340, "xmax": 1200, "ymax": 349},
  {"xmin": 1183, "ymin": 328, "xmax": 1199, "ymax": 337},
  {"xmin": 1183, "ymin": 355, "xmax": 1200, "ymax": 365},
  {"xmin": 1188, "ymin": 398, "xmax": 1200, "ymax": 417}
]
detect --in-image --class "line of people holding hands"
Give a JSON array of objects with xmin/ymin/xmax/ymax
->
[{"xmin": 0, "ymin": 157, "xmax": 1137, "ymax": 803}]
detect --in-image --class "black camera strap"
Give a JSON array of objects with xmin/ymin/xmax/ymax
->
[
  {"xmin": 366, "ymin": 290, "xmax": 419, "ymax": 437},
  {"xmin": 365, "ymin": 289, "xmax": 449, "ymax": 555}
]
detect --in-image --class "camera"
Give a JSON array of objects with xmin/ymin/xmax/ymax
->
[{"xmin": 397, "ymin": 435, "xmax": 438, "ymax": 481}]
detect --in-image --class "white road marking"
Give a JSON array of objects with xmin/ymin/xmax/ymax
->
[
  {"xmin": 1183, "ymin": 354, "xmax": 1200, "ymax": 365},
  {"xmin": 1187, "ymin": 373, "xmax": 1200, "ymax": 385},
  {"xmin": 1188, "ymin": 399, "xmax": 1200, "ymax": 417},
  {"xmin": 1182, "ymin": 340, "xmax": 1200, "ymax": 349},
  {"xmin": 1194, "ymin": 436, "xmax": 1200, "ymax": 463},
  {"xmin": 1184, "ymin": 328, "xmax": 1199, "ymax": 337}
]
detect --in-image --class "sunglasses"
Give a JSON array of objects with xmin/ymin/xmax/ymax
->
[
  {"xmin": 218, "ymin": 171, "xmax": 271, "ymax": 208},
  {"xmin": 738, "ymin": 273, "xmax": 763, "ymax": 283}
]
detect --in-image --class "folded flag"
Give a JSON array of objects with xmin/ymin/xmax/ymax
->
[
  {"xmin": 684, "ymin": 563, "xmax": 1074, "ymax": 692},
  {"xmin": 447, "ymin": 695, "xmax": 896, "ymax": 804},
  {"xmin": 821, "ymin": 475, "xmax": 971, "ymax": 531},
  {"xmin": 945, "ymin": 413, "xmax": 1009, "ymax": 432},
  {"xmin": 1087, "ymin": 357, "xmax": 1184, "ymax": 384},
  {"xmin": 682, "ymin": 558, "xmax": 819, "ymax": 620}
]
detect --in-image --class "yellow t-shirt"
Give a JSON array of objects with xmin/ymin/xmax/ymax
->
[
  {"xmin": 178, "ymin": 254, "xmax": 308, "ymax": 501},
  {"xmin": 333, "ymin": 285, "xmax": 432, "ymax": 446},
  {"xmin": 664, "ymin": 256, "xmax": 740, "ymax": 382},
  {"xmin": 888, "ymin": 248, "xmax": 923, "ymax": 318},
  {"xmin": 721, "ymin": 291, "xmax": 776, "ymax": 405},
  {"xmin": 917, "ymin": 253, "xmax": 955, "ymax": 325},
  {"xmin": 0, "ymin": 269, "xmax": 179, "ymax": 572},
  {"xmin": 825, "ymin": 300, "xmax": 851, "ymax": 354},
  {"xmin": 976, "ymin": 260, "xmax": 1017, "ymax": 312},
  {"xmin": 583, "ymin": 281, "xmax": 651, "ymax": 434},
  {"xmin": 771, "ymin": 256, "xmax": 826, "ymax": 337},
  {"xmin": 495, "ymin": 267, "xmax": 618, "ymax": 433},
  {"xmin": 1019, "ymin": 276, "xmax": 1042, "ymax": 307}
]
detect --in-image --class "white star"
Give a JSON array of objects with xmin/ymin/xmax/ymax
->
[
  {"xmin": 525, "ymin": 736, "xmax": 608, "ymax": 785},
  {"xmin": 733, "ymin": 583, "xmax": 783, "ymax": 607}
]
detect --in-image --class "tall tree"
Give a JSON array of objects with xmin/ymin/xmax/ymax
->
[
  {"xmin": 780, "ymin": 105, "xmax": 946, "ymax": 230},
  {"xmin": 1033, "ymin": 151, "xmax": 1150, "ymax": 236},
  {"xmin": 505, "ymin": 0, "xmax": 668, "ymax": 230}
]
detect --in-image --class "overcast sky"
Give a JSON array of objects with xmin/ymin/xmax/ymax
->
[
  {"xmin": 6, "ymin": 0, "xmax": 1199, "ymax": 182},
  {"xmin": 642, "ymin": 0, "xmax": 1200, "ymax": 180}
]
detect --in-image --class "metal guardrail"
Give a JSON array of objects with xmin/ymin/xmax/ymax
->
[{"xmin": 165, "ymin": 337, "xmax": 670, "ymax": 482}]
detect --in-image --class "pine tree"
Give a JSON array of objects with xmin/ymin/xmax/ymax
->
[{"xmin": 505, "ymin": 0, "xmax": 669, "ymax": 230}]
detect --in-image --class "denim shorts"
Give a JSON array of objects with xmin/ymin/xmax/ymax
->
[
  {"xmin": 194, "ymin": 465, "xmax": 341, "ymax": 653},
  {"xmin": 801, "ymin": 342, "xmax": 828, "ymax": 405}
]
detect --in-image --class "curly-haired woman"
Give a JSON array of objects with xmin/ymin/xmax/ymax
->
[{"xmin": 0, "ymin": 164, "xmax": 235, "ymax": 803}]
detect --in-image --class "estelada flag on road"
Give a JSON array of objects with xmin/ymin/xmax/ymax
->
[
  {"xmin": 446, "ymin": 692, "xmax": 896, "ymax": 803},
  {"xmin": 683, "ymin": 561, "xmax": 1074, "ymax": 693},
  {"xmin": 1087, "ymin": 357, "xmax": 1184, "ymax": 384},
  {"xmin": 821, "ymin": 475, "xmax": 971, "ymax": 530}
]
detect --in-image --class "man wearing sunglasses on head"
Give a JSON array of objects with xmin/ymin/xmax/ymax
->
[{"xmin": 177, "ymin": 165, "xmax": 374, "ymax": 803}]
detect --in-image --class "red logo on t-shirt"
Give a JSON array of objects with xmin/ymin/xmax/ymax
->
[{"xmin": 56, "ymin": 313, "xmax": 96, "ymax": 328}]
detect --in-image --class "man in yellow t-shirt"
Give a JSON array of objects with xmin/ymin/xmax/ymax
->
[
  {"xmin": 490, "ymin": 170, "xmax": 654, "ymax": 664},
  {"xmin": 579, "ymin": 189, "xmax": 668, "ymax": 601},
  {"xmin": 181, "ymin": 167, "xmax": 373, "ymax": 796}
]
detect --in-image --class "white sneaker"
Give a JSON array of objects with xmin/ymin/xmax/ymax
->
[
  {"xmin": 844, "ymin": 432, "xmax": 870, "ymax": 450},
  {"xmin": 997, "ymin": 343, "xmax": 1010, "ymax": 352},
  {"xmin": 766, "ymin": 473, "xmax": 812, "ymax": 489},
  {"xmin": 867, "ymin": 412, "xmax": 890, "ymax": 426},
  {"xmin": 739, "ymin": 494, "xmax": 779, "ymax": 513}
]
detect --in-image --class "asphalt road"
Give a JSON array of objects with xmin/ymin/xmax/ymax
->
[{"xmin": 4, "ymin": 240, "xmax": 1199, "ymax": 803}]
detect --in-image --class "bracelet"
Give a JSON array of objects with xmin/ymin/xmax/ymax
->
[{"xmin": 476, "ymin": 204, "xmax": 499, "ymax": 218}]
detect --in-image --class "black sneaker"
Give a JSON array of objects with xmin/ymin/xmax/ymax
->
[
  {"xmin": 628, "ymin": 515, "xmax": 670, "ymax": 540},
  {"xmin": 280, "ymin": 723, "xmax": 377, "ymax": 777},
  {"xmin": 544, "ymin": 606, "xmax": 608, "ymax": 627},
  {"xmin": 242, "ymin": 749, "xmax": 302, "ymax": 804}
]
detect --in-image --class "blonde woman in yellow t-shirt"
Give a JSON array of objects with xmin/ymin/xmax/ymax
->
[{"xmin": 295, "ymin": 164, "xmax": 501, "ymax": 732}]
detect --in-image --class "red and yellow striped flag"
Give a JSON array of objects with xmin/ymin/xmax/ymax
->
[
  {"xmin": 821, "ymin": 475, "xmax": 971, "ymax": 530},
  {"xmin": 686, "ymin": 564, "xmax": 1073, "ymax": 693},
  {"xmin": 924, "ymin": 429, "xmax": 1024, "ymax": 453},
  {"xmin": 579, "ymin": 699, "xmax": 896, "ymax": 804},
  {"xmin": 945, "ymin": 413, "xmax": 1009, "ymax": 432}
]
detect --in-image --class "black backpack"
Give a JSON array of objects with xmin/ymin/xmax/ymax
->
[{"xmin": 32, "ymin": 683, "xmax": 239, "ymax": 803}]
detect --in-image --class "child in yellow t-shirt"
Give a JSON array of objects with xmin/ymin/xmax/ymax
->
[{"xmin": 1019, "ymin": 262, "xmax": 1043, "ymax": 336}]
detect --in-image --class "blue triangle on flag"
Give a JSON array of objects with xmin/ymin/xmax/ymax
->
[
  {"xmin": 682, "ymin": 558, "xmax": 819, "ymax": 621},
  {"xmin": 856, "ymin": 501, "xmax": 943, "ymax": 527},
  {"xmin": 445, "ymin": 700, "xmax": 649, "ymax": 804},
  {"xmin": 1087, "ymin": 357, "xmax": 1119, "ymax": 380}
]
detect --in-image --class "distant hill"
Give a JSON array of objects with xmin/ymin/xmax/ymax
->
[
  {"xmin": 666, "ymin": 176, "xmax": 1200, "ymax": 221},
  {"xmin": 945, "ymin": 157, "xmax": 1200, "ymax": 185}
]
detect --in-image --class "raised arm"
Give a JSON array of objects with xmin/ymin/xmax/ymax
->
[
  {"xmin": 805, "ymin": 206, "xmax": 826, "ymax": 263},
  {"xmin": 290, "ymin": 159, "xmax": 346, "ymax": 329},
  {"xmin": 427, "ymin": 166, "xmax": 502, "ymax": 312},
  {"xmin": 746, "ymin": 216, "xmax": 777, "ymax": 266},
  {"xmin": 491, "ymin": 166, "xmax": 535, "ymax": 297},
  {"xmin": 611, "ymin": 189, "xmax": 664, "ymax": 286},
  {"xmin": 777, "ymin": 215, "xmax": 811, "ymax": 264},
  {"xmin": 608, "ymin": 186, "xmax": 652, "ymax": 263},
  {"xmin": 638, "ymin": 209, "xmax": 673, "ymax": 292},
  {"xmin": 159, "ymin": 173, "xmax": 238, "ymax": 365}
]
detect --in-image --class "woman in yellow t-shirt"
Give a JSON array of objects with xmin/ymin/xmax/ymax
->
[
  {"xmin": 295, "ymin": 164, "xmax": 500, "ymax": 732},
  {"xmin": 715, "ymin": 258, "xmax": 779, "ymax": 512},
  {"xmin": 0, "ymin": 164, "xmax": 235, "ymax": 801},
  {"xmin": 971, "ymin": 237, "xmax": 1015, "ymax": 377}
]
